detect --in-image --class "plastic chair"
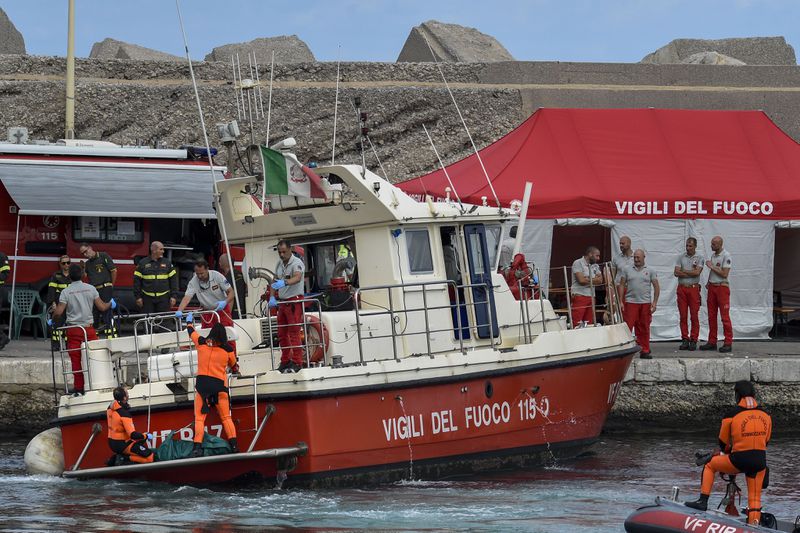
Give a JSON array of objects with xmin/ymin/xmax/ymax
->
[{"xmin": 9, "ymin": 289, "xmax": 48, "ymax": 340}]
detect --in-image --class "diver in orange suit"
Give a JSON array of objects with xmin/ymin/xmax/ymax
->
[
  {"xmin": 186, "ymin": 314, "xmax": 239, "ymax": 457},
  {"xmin": 106, "ymin": 386, "xmax": 154, "ymax": 464},
  {"xmin": 685, "ymin": 380, "xmax": 772, "ymax": 525}
]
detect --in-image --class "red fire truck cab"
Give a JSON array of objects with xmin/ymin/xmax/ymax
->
[{"xmin": 0, "ymin": 137, "xmax": 230, "ymax": 311}]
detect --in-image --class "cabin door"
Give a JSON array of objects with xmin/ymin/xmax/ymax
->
[{"xmin": 463, "ymin": 224, "xmax": 499, "ymax": 339}]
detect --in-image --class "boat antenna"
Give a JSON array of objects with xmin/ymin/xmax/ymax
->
[
  {"xmin": 261, "ymin": 50, "xmax": 275, "ymax": 213},
  {"xmin": 422, "ymin": 34, "xmax": 501, "ymax": 209},
  {"xmin": 353, "ymin": 96, "xmax": 368, "ymax": 177},
  {"xmin": 347, "ymin": 97, "xmax": 388, "ymax": 180},
  {"xmin": 331, "ymin": 44, "xmax": 341, "ymax": 165},
  {"xmin": 252, "ymin": 52, "xmax": 266, "ymax": 119},
  {"xmin": 175, "ymin": 0, "xmax": 243, "ymax": 319},
  {"xmin": 422, "ymin": 123, "xmax": 463, "ymax": 211},
  {"xmin": 230, "ymin": 55, "xmax": 242, "ymax": 121}
]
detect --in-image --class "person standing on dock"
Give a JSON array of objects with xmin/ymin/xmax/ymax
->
[
  {"xmin": 570, "ymin": 246, "xmax": 603, "ymax": 327},
  {"xmin": 674, "ymin": 237, "xmax": 704, "ymax": 351},
  {"xmin": 133, "ymin": 241, "xmax": 178, "ymax": 314},
  {"xmin": 79, "ymin": 243, "xmax": 118, "ymax": 338},
  {"xmin": 186, "ymin": 315, "xmax": 239, "ymax": 456},
  {"xmin": 271, "ymin": 239, "xmax": 306, "ymax": 373},
  {"xmin": 46, "ymin": 255, "xmax": 72, "ymax": 350},
  {"xmin": 685, "ymin": 380, "xmax": 771, "ymax": 525},
  {"xmin": 617, "ymin": 249, "xmax": 660, "ymax": 359},
  {"xmin": 700, "ymin": 236, "xmax": 733, "ymax": 353},
  {"xmin": 51, "ymin": 264, "xmax": 116, "ymax": 396},
  {"xmin": 107, "ymin": 386, "xmax": 154, "ymax": 464},
  {"xmin": 611, "ymin": 235, "xmax": 634, "ymax": 288}
]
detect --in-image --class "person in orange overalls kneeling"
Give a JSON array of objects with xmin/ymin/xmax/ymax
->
[
  {"xmin": 186, "ymin": 314, "xmax": 239, "ymax": 457},
  {"xmin": 107, "ymin": 386, "xmax": 154, "ymax": 464},
  {"xmin": 685, "ymin": 381, "xmax": 772, "ymax": 525}
]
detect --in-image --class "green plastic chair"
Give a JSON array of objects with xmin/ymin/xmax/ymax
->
[{"xmin": 9, "ymin": 289, "xmax": 48, "ymax": 340}]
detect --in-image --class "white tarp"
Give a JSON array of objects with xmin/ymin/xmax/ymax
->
[
  {"xmin": 0, "ymin": 161, "xmax": 223, "ymax": 219},
  {"xmin": 611, "ymin": 219, "xmax": 774, "ymax": 340}
]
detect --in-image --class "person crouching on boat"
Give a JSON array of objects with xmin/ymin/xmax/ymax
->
[
  {"xmin": 107, "ymin": 386, "xmax": 154, "ymax": 464},
  {"xmin": 685, "ymin": 380, "xmax": 772, "ymax": 525},
  {"xmin": 187, "ymin": 314, "xmax": 239, "ymax": 456}
]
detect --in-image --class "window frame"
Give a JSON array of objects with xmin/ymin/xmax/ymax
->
[{"xmin": 404, "ymin": 228, "xmax": 435, "ymax": 275}]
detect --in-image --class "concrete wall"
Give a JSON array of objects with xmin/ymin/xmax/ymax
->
[{"xmin": 1, "ymin": 56, "xmax": 800, "ymax": 184}]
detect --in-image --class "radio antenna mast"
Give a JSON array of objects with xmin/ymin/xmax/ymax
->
[
  {"xmin": 422, "ymin": 123, "xmax": 463, "ymax": 211},
  {"xmin": 261, "ymin": 50, "xmax": 275, "ymax": 214},
  {"xmin": 331, "ymin": 45, "xmax": 341, "ymax": 165},
  {"xmin": 175, "ymin": 0, "xmax": 243, "ymax": 319},
  {"xmin": 422, "ymin": 35, "xmax": 501, "ymax": 209}
]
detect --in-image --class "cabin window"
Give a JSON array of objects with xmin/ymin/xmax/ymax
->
[
  {"xmin": 73, "ymin": 217, "xmax": 143, "ymax": 243},
  {"xmin": 468, "ymin": 232, "xmax": 486, "ymax": 275},
  {"xmin": 405, "ymin": 229, "xmax": 434, "ymax": 274},
  {"xmin": 485, "ymin": 224, "xmax": 502, "ymax": 269}
]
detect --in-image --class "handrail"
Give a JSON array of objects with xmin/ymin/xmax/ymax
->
[
  {"xmin": 263, "ymin": 297, "xmax": 324, "ymax": 368},
  {"xmin": 72, "ymin": 423, "xmax": 102, "ymax": 471},
  {"xmin": 353, "ymin": 279, "xmax": 496, "ymax": 363},
  {"xmin": 54, "ymin": 324, "xmax": 91, "ymax": 394}
]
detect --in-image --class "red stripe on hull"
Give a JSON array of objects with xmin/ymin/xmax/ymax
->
[{"xmin": 59, "ymin": 353, "xmax": 633, "ymax": 484}]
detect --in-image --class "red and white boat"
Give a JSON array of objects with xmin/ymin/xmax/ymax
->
[{"xmin": 28, "ymin": 139, "xmax": 638, "ymax": 486}]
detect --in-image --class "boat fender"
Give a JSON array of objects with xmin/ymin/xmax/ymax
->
[
  {"xmin": 304, "ymin": 315, "xmax": 329, "ymax": 363},
  {"xmin": 24, "ymin": 427, "xmax": 65, "ymax": 476}
]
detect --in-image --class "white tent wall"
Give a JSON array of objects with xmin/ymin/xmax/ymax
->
[
  {"xmin": 611, "ymin": 219, "xmax": 774, "ymax": 341},
  {"xmin": 519, "ymin": 219, "xmax": 554, "ymax": 293}
]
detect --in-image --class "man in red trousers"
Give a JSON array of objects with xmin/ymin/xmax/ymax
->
[
  {"xmin": 618, "ymin": 249, "xmax": 660, "ymax": 359},
  {"xmin": 700, "ymin": 235, "xmax": 733, "ymax": 353}
]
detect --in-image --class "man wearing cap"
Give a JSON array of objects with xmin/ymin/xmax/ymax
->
[
  {"xmin": 700, "ymin": 236, "xmax": 733, "ymax": 353},
  {"xmin": 674, "ymin": 237, "xmax": 704, "ymax": 351},
  {"xmin": 79, "ymin": 243, "xmax": 118, "ymax": 337},
  {"xmin": 617, "ymin": 249, "xmax": 660, "ymax": 359}
]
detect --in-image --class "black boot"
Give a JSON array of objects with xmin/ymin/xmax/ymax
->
[
  {"xmin": 679, "ymin": 339, "xmax": 690, "ymax": 350},
  {"xmin": 685, "ymin": 494, "xmax": 709, "ymax": 511},
  {"xmin": 228, "ymin": 438, "xmax": 239, "ymax": 454},
  {"xmin": 190, "ymin": 442, "xmax": 203, "ymax": 458}
]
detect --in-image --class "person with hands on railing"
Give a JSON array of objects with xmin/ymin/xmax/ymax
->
[
  {"xmin": 175, "ymin": 259, "xmax": 235, "ymax": 330},
  {"xmin": 185, "ymin": 313, "xmax": 239, "ymax": 457},
  {"xmin": 272, "ymin": 239, "xmax": 306, "ymax": 374},
  {"xmin": 51, "ymin": 264, "xmax": 116, "ymax": 396},
  {"xmin": 106, "ymin": 386, "xmax": 155, "ymax": 464}
]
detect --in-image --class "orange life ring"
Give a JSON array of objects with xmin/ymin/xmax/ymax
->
[{"xmin": 303, "ymin": 314, "xmax": 329, "ymax": 363}]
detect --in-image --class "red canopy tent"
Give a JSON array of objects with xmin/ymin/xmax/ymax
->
[
  {"xmin": 398, "ymin": 108, "xmax": 800, "ymax": 220},
  {"xmin": 398, "ymin": 108, "xmax": 800, "ymax": 340}
]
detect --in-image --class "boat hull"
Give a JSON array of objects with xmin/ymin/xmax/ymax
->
[{"xmin": 57, "ymin": 349, "xmax": 634, "ymax": 485}]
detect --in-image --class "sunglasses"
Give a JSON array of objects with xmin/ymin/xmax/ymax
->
[{"xmin": 61, "ymin": 261, "xmax": 71, "ymax": 265}]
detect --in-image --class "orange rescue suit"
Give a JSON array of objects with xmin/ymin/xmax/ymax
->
[
  {"xmin": 106, "ymin": 400, "xmax": 154, "ymax": 464},
  {"xmin": 189, "ymin": 325, "xmax": 238, "ymax": 444},
  {"xmin": 701, "ymin": 396, "xmax": 772, "ymax": 525}
]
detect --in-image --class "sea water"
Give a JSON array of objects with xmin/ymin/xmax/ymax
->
[{"xmin": 1, "ymin": 433, "xmax": 797, "ymax": 532}]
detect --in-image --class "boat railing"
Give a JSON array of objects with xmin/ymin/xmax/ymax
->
[
  {"xmin": 514, "ymin": 266, "xmax": 547, "ymax": 343},
  {"xmin": 261, "ymin": 297, "xmax": 325, "ymax": 370},
  {"xmin": 54, "ymin": 324, "xmax": 93, "ymax": 394},
  {"xmin": 544, "ymin": 261, "xmax": 622, "ymax": 329},
  {"xmin": 353, "ymin": 280, "xmax": 496, "ymax": 364}
]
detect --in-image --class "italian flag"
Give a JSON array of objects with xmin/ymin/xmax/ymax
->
[{"xmin": 260, "ymin": 146, "xmax": 326, "ymax": 198}]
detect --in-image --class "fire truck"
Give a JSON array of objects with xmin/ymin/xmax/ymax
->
[{"xmin": 0, "ymin": 133, "xmax": 233, "ymax": 311}]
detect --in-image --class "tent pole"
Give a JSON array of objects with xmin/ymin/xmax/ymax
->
[
  {"xmin": 175, "ymin": 0, "xmax": 243, "ymax": 319},
  {"xmin": 8, "ymin": 213, "xmax": 21, "ymax": 340}
]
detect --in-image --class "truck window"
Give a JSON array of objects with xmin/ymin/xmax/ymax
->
[{"xmin": 73, "ymin": 217, "xmax": 143, "ymax": 243}]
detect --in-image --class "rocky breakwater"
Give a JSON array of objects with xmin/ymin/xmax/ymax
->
[
  {"xmin": 610, "ymin": 345, "xmax": 800, "ymax": 429},
  {"xmin": 0, "ymin": 342, "xmax": 63, "ymax": 436}
]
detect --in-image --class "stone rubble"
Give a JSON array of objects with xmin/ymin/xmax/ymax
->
[
  {"xmin": 89, "ymin": 38, "xmax": 183, "ymax": 62},
  {"xmin": 641, "ymin": 36, "xmax": 796, "ymax": 65},
  {"xmin": 204, "ymin": 35, "xmax": 315, "ymax": 64},
  {"xmin": 397, "ymin": 20, "xmax": 514, "ymax": 63}
]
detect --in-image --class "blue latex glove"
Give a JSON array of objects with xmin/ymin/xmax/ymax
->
[
  {"xmin": 271, "ymin": 279, "xmax": 286, "ymax": 290},
  {"xmin": 186, "ymin": 312, "xmax": 194, "ymax": 323},
  {"xmin": 268, "ymin": 295, "xmax": 278, "ymax": 308},
  {"xmin": 175, "ymin": 310, "xmax": 183, "ymax": 319},
  {"xmin": 47, "ymin": 318, "xmax": 53, "ymax": 327},
  {"xmin": 146, "ymin": 433, "xmax": 154, "ymax": 441},
  {"xmin": 533, "ymin": 274, "xmax": 539, "ymax": 285},
  {"xmin": 215, "ymin": 300, "xmax": 226, "ymax": 311},
  {"xmin": 110, "ymin": 298, "xmax": 117, "ymax": 310}
]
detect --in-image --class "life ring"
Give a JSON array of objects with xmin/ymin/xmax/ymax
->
[{"xmin": 303, "ymin": 314, "xmax": 329, "ymax": 363}]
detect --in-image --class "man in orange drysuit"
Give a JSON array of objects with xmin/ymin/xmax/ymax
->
[
  {"xmin": 106, "ymin": 386, "xmax": 154, "ymax": 464},
  {"xmin": 186, "ymin": 314, "xmax": 239, "ymax": 457},
  {"xmin": 685, "ymin": 380, "xmax": 772, "ymax": 525}
]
